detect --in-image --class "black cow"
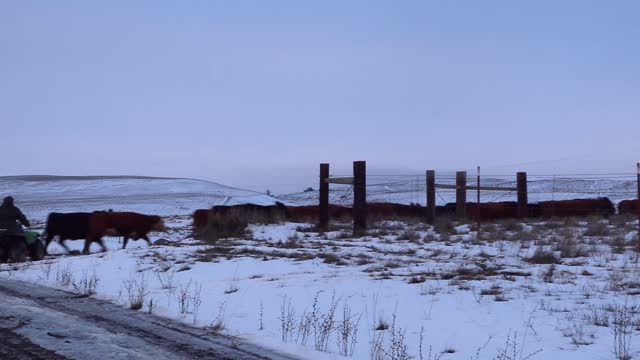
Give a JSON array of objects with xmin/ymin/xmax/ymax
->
[{"xmin": 44, "ymin": 212, "xmax": 92, "ymax": 253}]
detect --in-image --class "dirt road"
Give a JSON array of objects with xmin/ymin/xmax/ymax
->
[{"xmin": 0, "ymin": 278, "xmax": 297, "ymax": 360}]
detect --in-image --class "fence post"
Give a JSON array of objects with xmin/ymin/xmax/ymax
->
[
  {"xmin": 426, "ymin": 170, "xmax": 436, "ymax": 223},
  {"xmin": 637, "ymin": 163, "xmax": 640, "ymax": 253},
  {"xmin": 476, "ymin": 166, "xmax": 480, "ymax": 232},
  {"xmin": 353, "ymin": 161, "xmax": 367, "ymax": 235},
  {"xmin": 456, "ymin": 171, "xmax": 467, "ymax": 220},
  {"xmin": 517, "ymin": 172, "xmax": 528, "ymax": 218},
  {"xmin": 551, "ymin": 175, "xmax": 556, "ymax": 218},
  {"xmin": 319, "ymin": 163, "xmax": 330, "ymax": 231}
]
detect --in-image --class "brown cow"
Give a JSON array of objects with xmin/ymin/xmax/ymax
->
[
  {"xmin": 438, "ymin": 202, "xmax": 540, "ymax": 219},
  {"xmin": 85, "ymin": 211, "xmax": 165, "ymax": 254},
  {"xmin": 286, "ymin": 205, "xmax": 319, "ymax": 222},
  {"xmin": 396, "ymin": 203, "xmax": 424, "ymax": 218},
  {"xmin": 289, "ymin": 203, "xmax": 425, "ymax": 222},
  {"xmin": 367, "ymin": 202, "xmax": 395, "ymax": 219},
  {"xmin": 618, "ymin": 199, "xmax": 639, "ymax": 215},
  {"xmin": 466, "ymin": 202, "xmax": 519, "ymax": 221},
  {"xmin": 194, "ymin": 202, "xmax": 291, "ymax": 235},
  {"xmin": 538, "ymin": 197, "xmax": 615, "ymax": 218},
  {"xmin": 192, "ymin": 209, "xmax": 209, "ymax": 235},
  {"xmin": 286, "ymin": 204, "xmax": 352, "ymax": 222},
  {"xmin": 366, "ymin": 202, "xmax": 425, "ymax": 220},
  {"xmin": 330, "ymin": 205, "xmax": 352, "ymax": 220},
  {"xmin": 438, "ymin": 203, "xmax": 458, "ymax": 218}
]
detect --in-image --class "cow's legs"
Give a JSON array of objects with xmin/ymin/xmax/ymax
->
[
  {"xmin": 45, "ymin": 235, "xmax": 75, "ymax": 255},
  {"xmin": 44, "ymin": 234, "xmax": 54, "ymax": 255},
  {"xmin": 82, "ymin": 238, "xmax": 93, "ymax": 254},
  {"xmin": 59, "ymin": 239, "xmax": 72, "ymax": 253},
  {"xmin": 83, "ymin": 236, "xmax": 105, "ymax": 254},
  {"xmin": 122, "ymin": 237, "xmax": 129, "ymax": 249},
  {"xmin": 142, "ymin": 234, "xmax": 151, "ymax": 246}
]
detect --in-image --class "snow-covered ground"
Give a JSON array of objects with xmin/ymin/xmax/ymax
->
[
  {"xmin": 3, "ymin": 214, "xmax": 640, "ymax": 360},
  {"xmin": 2, "ymin": 175, "xmax": 640, "ymax": 359},
  {"xmin": 0, "ymin": 276, "xmax": 298, "ymax": 360}
]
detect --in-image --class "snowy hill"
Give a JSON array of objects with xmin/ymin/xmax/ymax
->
[
  {"xmin": 0, "ymin": 175, "xmax": 283, "ymax": 221},
  {"xmin": 2, "ymin": 175, "xmax": 636, "ymax": 222}
]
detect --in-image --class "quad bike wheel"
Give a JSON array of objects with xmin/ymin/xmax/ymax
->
[
  {"xmin": 8, "ymin": 240, "xmax": 27, "ymax": 263},
  {"xmin": 29, "ymin": 238, "xmax": 46, "ymax": 261},
  {"xmin": 0, "ymin": 231, "xmax": 41, "ymax": 263}
]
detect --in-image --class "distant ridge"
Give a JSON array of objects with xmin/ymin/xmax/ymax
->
[
  {"xmin": 0, "ymin": 174, "xmax": 269, "ymax": 193},
  {"xmin": 1, "ymin": 175, "xmax": 202, "ymax": 182},
  {"xmin": 0, "ymin": 175, "xmax": 285, "ymax": 220}
]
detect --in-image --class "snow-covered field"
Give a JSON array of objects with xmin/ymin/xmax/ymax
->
[
  {"xmin": 2, "ymin": 176, "xmax": 640, "ymax": 359},
  {"xmin": 2, "ymin": 214, "xmax": 640, "ymax": 360}
]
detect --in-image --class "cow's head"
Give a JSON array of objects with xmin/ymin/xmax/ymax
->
[{"xmin": 150, "ymin": 216, "xmax": 166, "ymax": 232}]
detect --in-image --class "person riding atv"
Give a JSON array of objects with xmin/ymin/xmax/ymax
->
[
  {"xmin": 0, "ymin": 196, "xmax": 30, "ymax": 231},
  {"xmin": 0, "ymin": 196, "xmax": 45, "ymax": 262}
]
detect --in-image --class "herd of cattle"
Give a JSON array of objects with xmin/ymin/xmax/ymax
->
[
  {"xmin": 41, "ymin": 197, "xmax": 639, "ymax": 255},
  {"xmin": 191, "ymin": 197, "xmax": 640, "ymax": 233}
]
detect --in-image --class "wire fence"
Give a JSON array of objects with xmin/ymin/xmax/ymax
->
[{"xmin": 314, "ymin": 172, "xmax": 639, "ymax": 207}]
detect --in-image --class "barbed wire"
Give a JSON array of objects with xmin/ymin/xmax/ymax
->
[
  {"xmin": 336, "ymin": 185, "xmax": 354, "ymax": 205},
  {"xmin": 329, "ymin": 172, "xmax": 638, "ymax": 178},
  {"xmin": 314, "ymin": 169, "xmax": 639, "ymax": 208}
]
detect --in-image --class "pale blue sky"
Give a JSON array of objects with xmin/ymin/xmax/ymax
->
[{"xmin": 1, "ymin": 1, "xmax": 639, "ymax": 193}]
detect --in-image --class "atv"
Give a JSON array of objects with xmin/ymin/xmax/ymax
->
[{"xmin": 0, "ymin": 225, "xmax": 45, "ymax": 263}]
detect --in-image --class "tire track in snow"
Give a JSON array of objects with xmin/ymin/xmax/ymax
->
[
  {"xmin": 0, "ymin": 278, "xmax": 298, "ymax": 360},
  {"xmin": 0, "ymin": 326, "xmax": 69, "ymax": 360}
]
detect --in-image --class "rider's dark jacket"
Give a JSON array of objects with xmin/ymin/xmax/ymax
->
[{"xmin": 0, "ymin": 197, "xmax": 30, "ymax": 231}]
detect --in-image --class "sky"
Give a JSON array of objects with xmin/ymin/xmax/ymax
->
[{"xmin": 1, "ymin": 1, "xmax": 639, "ymax": 194}]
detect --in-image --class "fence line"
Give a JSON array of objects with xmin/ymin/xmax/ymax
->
[{"xmin": 317, "ymin": 162, "xmax": 639, "ymax": 242}]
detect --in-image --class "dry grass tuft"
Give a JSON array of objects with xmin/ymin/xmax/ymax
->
[
  {"xmin": 525, "ymin": 247, "xmax": 560, "ymax": 264},
  {"xmin": 583, "ymin": 219, "xmax": 611, "ymax": 237},
  {"xmin": 198, "ymin": 212, "xmax": 249, "ymax": 243}
]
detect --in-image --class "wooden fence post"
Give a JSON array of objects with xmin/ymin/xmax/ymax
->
[
  {"xmin": 319, "ymin": 163, "xmax": 329, "ymax": 231},
  {"xmin": 353, "ymin": 161, "xmax": 367, "ymax": 235},
  {"xmin": 517, "ymin": 172, "xmax": 528, "ymax": 218},
  {"xmin": 426, "ymin": 170, "xmax": 436, "ymax": 223},
  {"xmin": 476, "ymin": 166, "xmax": 480, "ymax": 232},
  {"xmin": 456, "ymin": 171, "xmax": 467, "ymax": 220},
  {"xmin": 636, "ymin": 163, "xmax": 639, "ymax": 253}
]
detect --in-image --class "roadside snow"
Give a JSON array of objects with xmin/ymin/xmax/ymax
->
[{"xmin": 3, "ymin": 215, "xmax": 640, "ymax": 360}]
